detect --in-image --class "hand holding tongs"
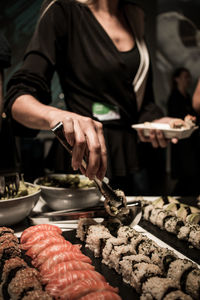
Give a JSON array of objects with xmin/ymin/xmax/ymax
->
[{"xmin": 51, "ymin": 122, "xmax": 128, "ymax": 217}]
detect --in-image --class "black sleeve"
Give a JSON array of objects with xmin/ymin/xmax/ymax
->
[
  {"xmin": 5, "ymin": 1, "xmax": 68, "ymax": 115},
  {"xmin": 0, "ymin": 33, "xmax": 11, "ymax": 69},
  {"xmin": 4, "ymin": 1, "xmax": 68, "ymax": 136},
  {"xmin": 138, "ymin": 66, "xmax": 164, "ymax": 123}
]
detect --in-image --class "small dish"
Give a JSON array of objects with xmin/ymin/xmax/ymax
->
[{"xmin": 132, "ymin": 123, "xmax": 198, "ymax": 139}]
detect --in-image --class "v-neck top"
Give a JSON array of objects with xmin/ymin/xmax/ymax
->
[
  {"xmin": 5, "ymin": 0, "xmax": 163, "ymax": 177},
  {"xmin": 119, "ymin": 45, "xmax": 140, "ymax": 83}
]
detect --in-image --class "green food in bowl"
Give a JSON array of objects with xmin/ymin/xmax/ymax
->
[
  {"xmin": 37, "ymin": 174, "xmax": 96, "ymax": 189},
  {"xmin": 0, "ymin": 181, "xmax": 40, "ymax": 200}
]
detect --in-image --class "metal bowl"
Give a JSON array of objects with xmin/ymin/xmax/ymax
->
[
  {"xmin": 0, "ymin": 182, "xmax": 41, "ymax": 226},
  {"xmin": 34, "ymin": 174, "xmax": 104, "ymax": 211}
]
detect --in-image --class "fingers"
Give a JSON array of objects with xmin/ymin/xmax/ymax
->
[
  {"xmin": 83, "ymin": 119, "xmax": 106, "ymax": 181},
  {"xmin": 137, "ymin": 129, "xmax": 169, "ymax": 148},
  {"xmin": 62, "ymin": 116, "xmax": 107, "ymax": 181},
  {"xmin": 149, "ymin": 130, "xmax": 168, "ymax": 148}
]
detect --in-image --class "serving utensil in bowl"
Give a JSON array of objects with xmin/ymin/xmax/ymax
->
[
  {"xmin": 0, "ymin": 172, "xmax": 20, "ymax": 199},
  {"xmin": 0, "ymin": 182, "xmax": 41, "ymax": 226},
  {"xmin": 34, "ymin": 174, "xmax": 103, "ymax": 211}
]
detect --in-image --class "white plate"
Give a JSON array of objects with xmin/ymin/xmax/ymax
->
[{"xmin": 132, "ymin": 122, "xmax": 198, "ymax": 139}]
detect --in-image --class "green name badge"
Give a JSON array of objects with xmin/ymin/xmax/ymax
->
[{"xmin": 92, "ymin": 102, "xmax": 120, "ymax": 121}]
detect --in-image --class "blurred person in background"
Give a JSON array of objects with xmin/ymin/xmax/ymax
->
[
  {"xmin": 5, "ymin": 0, "xmax": 185, "ymax": 195},
  {"xmin": 192, "ymin": 78, "xmax": 200, "ymax": 114},
  {"xmin": 168, "ymin": 67, "xmax": 200, "ymax": 195}
]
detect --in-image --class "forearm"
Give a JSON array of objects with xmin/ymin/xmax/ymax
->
[
  {"xmin": 192, "ymin": 79, "xmax": 200, "ymax": 114},
  {"xmin": 11, "ymin": 94, "xmax": 70, "ymax": 130}
]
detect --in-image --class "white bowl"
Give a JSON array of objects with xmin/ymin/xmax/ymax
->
[
  {"xmin": 34, "ymin": 174, "xmax": 104, "ymax": 211},
  {"xmin": 0, "ymin": 182, "xmax": 41, "ymax": 226}
]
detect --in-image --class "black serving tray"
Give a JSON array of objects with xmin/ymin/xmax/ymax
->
[
  {"xmin": 139, "ymin": 219, "xmax": 200, "ymax": 265},
  {"xmin": 62, "ymin": 230, "xmax": 140, "ymax": 300}
]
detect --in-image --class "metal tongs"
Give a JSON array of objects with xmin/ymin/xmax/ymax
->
[
  {"xmin": 0, "ymin": 172, "xmax": 20, "ymax": 199},
  {"xmin": 51, "ymin": 122, "xmax": 141, "ymax": 226}
]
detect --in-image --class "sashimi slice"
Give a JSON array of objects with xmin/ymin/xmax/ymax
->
[
  {"xmin": 41, "ymin": 261, "xmax": 95, "ymax": 283},
  {"xmin": 45, "ymin": 270, "xmax": 106, "ymax": 297},
  {"xmin": 21, "ymin": 230, "xmax": 63, "ymax": 250},
  {"xmin": 25, "ymin": 235, "xmax": 67, "ymax": 258},
  {"xmin": 78, "ymin": 291, "xmax": 122, "ymax": 300},
  {"xmin": 40, "ymin": 251, "xmax": 92, "ymax": 273},
  {"xmin": 55, "ymin": 279, "xmax": 119, "ymax": 300},
  {"xmin": 32, "ymin": 243, "xmax": 81, "ymax": 268},
  {"xmin": 20, "ymin": 224, "xmax": 62, "ymax": 244}
]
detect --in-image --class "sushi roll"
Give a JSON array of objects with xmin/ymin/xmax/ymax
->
[
  {"xmin": 162, "ymin": 290, "xmax": 192, "ymax": 300},
  {"xmin": 0, "ymin": 227, "xmax": 14, "ymax": 237},
  {"xmin": 149, "ymin": 208, "xmax": 163, "ymax": 225},
  {"xmin": 102, "ymin": 217, "xmax": 123, "ymax": 237},
  {"xmin": 167, "ymin": 259, "xmax": 197, "ymax": 291},
  {"xmin": 188, "ymin": 225, "xmax": 200, "ymax": 249},
  {"xmin": 141, "ymin": 277, "xmax": 179, "ymax": 300},
  {"xmin": 0, "ymin": 233, "xmax": 19, "ymax": 246},
  {"xmin": 21, "ymin": 290, "xmax": 53, "ymax": 300},
  {"xmin": 177, "ymin": 223, "xmax": 193, "ymax": 241},
  {"xmin": 117, "ymin": 226, "xmax": 139, "ymax": 240},
  {"xmin": 136, "ymin": 239, "xmax": 158, "ymax": 257},
  {"xmin": 143, "ymin": 204, "xmax": 154, "ymax": 221},
  {"xmin": 152, "ymin": 196, "xmax": 179, "ymax": 208},
  {"xmin": 164, "ymin": 216, "xmax": 184, "ymax": 235},
  {"xmin": 0, "ymin": 240, "xmax": 21, "ymax": 261},
  {"xmin": 102, "ymin": 236, "xmax": 128, "ymax": 265},
  {"xmin": 130, "ymin": 234, "xmax": 150, "ymax": 255},
  {"xmin": 105, "ymin": 243, "xmax": 135, "ymax": 273},
  {"xmin": 130, "ymin": 262, "xmax": 163, "ymax": 293},
  {"xmin": 85, "ymin": 224, "xmax": 112, "ymax": 257},
  {"xmin": 7, "ymin": 267, "xmax": 42, "ymax": 300},
  {"xmin": 150, "ymin": 247, "xmax": 178, "ymax": 274},
  {"xmin": 119, "ymin": 254, "xmax": 151, "ymax": 284},
  {"xmin": 76, "ymin": 218, "xmax": 98, "ymax": 241},
  {"xmin": 185, "ymin": 268, "xmax": 200, "ymax": 300},
  {"xmin": 0, "ymin": 257, "xmax": 27, "ymax": 298},
  {"xmin": 156, "ymin": 210, "xmax": 174, "ymax": 229},
  {"xmin": 186, "ymin": 213, "xmax": 200, "ymax": 225}
]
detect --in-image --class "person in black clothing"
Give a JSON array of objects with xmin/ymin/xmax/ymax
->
[
  {"xmin": 0, "ymin": 33, "xmax": 20, "ymax": 174},
  {"xmin": 168, "ymin": 67, "xmax": 200, "ymax": 195},
  {"xmin": 5, "ymin": 0, "xmax": 183, "ymax": 194}
]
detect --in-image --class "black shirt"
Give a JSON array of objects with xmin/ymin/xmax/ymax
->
[{"xmin": 5, "ymin": 0, "xmax": 163, "ymax": 177}]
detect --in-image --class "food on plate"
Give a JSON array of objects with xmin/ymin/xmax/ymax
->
[
  {"xmin": 76, "ymin": 218, "xmax": 99, "ymax": 241},
  {"xmin": 20, "ymin": 230, "xmax": 64, "ymax": 251},
  {"xmin": 0, "ymin": 233, "xmax": 19, "ymax": 245},
  {"xmin": 76, "ymin": 220, "xmax": 200, "ymax": 299},
  {"xmin": 0, "ymin": 226, "xmax": 54, "ymax": 300},
  {"xmin": 45, "ymin": 270, "xmax": 106, "ymax": 297},
  {"xmin": 21, "ymin": 290, "xmax": 53, "ymax": 300},
  {"xmin": 56, "ymin": 279, "xmax": 119, "ymax": 300},
  {"xmin": 36, "ymin": 174, "xmax": 96, "ymax": 188},
  {"xmin": 140, "ymin": 277, "xmax": 183, "ymax": 300},
  {"xmin": 0, "ymin": 240, "xmax": 21, "ymax": 261},
  {"xmin": 20, "ymin": 224, "xmax": 62, "ymax": 244},
  {"xmin": 40, "ymin": 250, "xmax": 92, "ymax": 274},
  {"xmin": 85, "ymin": 224, "xmax": 112, "ymax": 257},
  {"xmin": 32, "ymin": 242, "xmax": 81, "ymax": 268},
  {"xmin": 141, "ymin": 197, "xmax": 200, "ymax": 250},
  {"xmin": 41, "ymin": 261, "xmax": 95, "ymax": 284},
  {"xmin": 25, "ymin": 235, "xmax": 68, "ymax": 258},
  {"xmin": 19, "ymin": 224, "xmax": 121, "ymax": 300},
  {"xmin": 163, "ymin": 290, "xmax": 193, "ymax": 300},
  {"xmin": 7, "ymin": 267, "xmax": 42, "ymax": 300}
]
